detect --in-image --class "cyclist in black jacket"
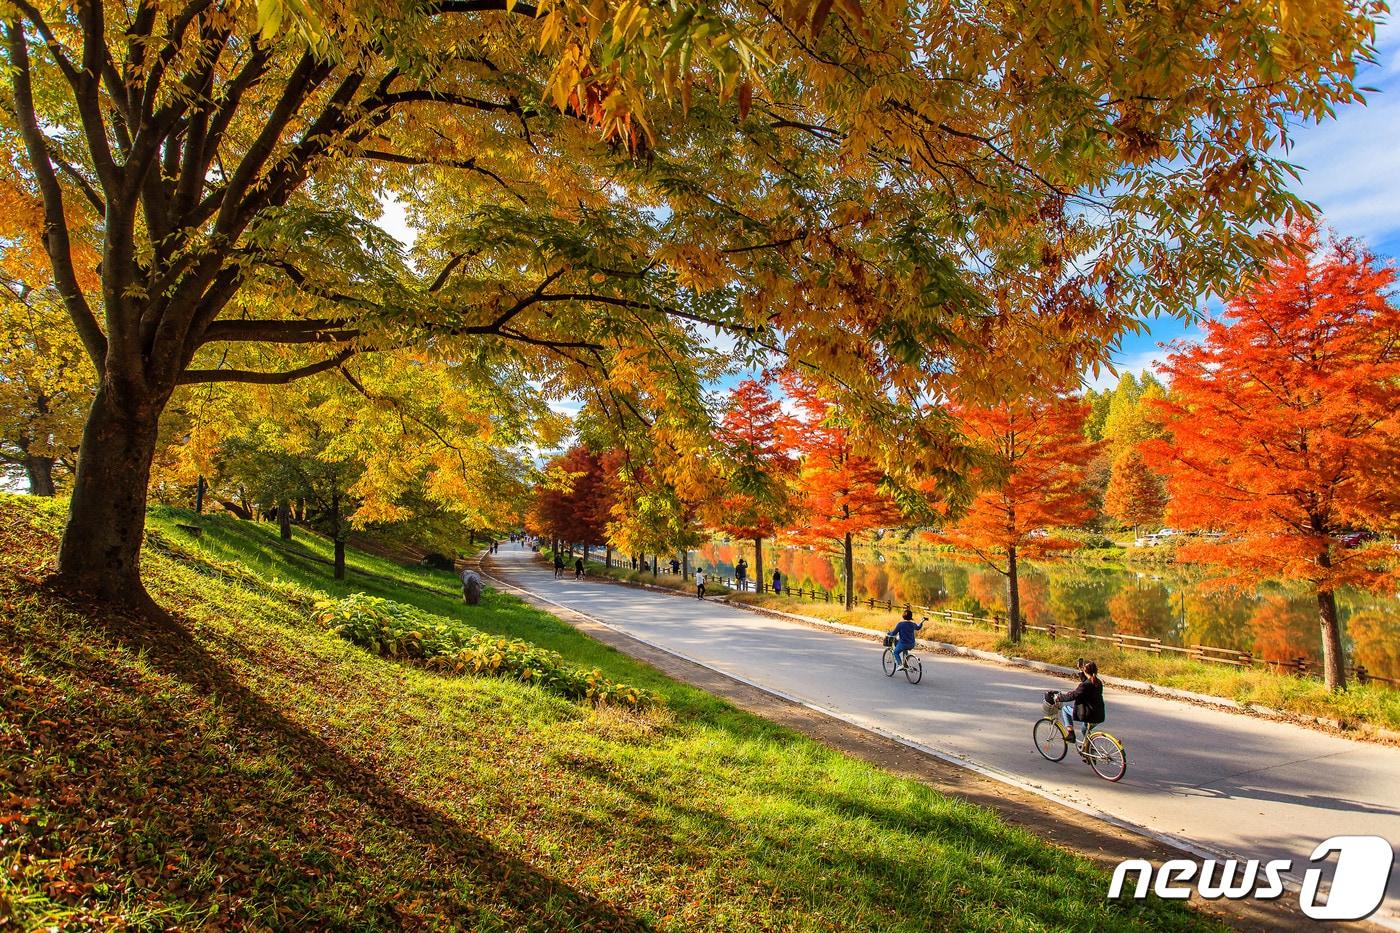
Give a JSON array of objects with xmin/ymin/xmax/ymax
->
[{"xmin": 1051, "ymin": 659, "xmax": 1105, "ymax": 746}]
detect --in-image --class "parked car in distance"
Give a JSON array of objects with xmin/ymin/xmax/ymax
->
[{"xmin": 1132, "ymin": 528, "xmax": 1181, "ymax": 547}]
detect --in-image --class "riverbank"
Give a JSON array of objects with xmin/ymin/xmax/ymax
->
[{"xmin": 553, "ymin": 549, "xmax": 1400, "ymax": 735}]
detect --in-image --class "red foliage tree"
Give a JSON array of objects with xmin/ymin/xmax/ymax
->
[
  {"xmin": 710, "ymin": 378, "xmax": 794, "ymax": 590},
  {"xmin": 1146, "ymin": 225, "xmax": 1400, "ymax": 690},
  {"xmin": 934, "ymin": 397, "xmax": 1098, "ymax": 641},
  {"xmin": 529, "ymin": 445, "xmax": 611, "ymax": 558},
  {"xmin": 783, "ymin": 377, "xmax": 903, "ymax": 610}
]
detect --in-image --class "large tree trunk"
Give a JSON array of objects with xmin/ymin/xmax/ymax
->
[
  {"xmin": 54, "ymin": 385, "xmax": 165, "ymax": 609},
  {"xmin": 605, "ymin": 546, "xmax": 612, "ymax": 569},
  {"xmin": 331, "ymin": 491, "xmax": 346, "ymax": 581},
  {"xmin": 1316, "ymin": 586, "xmax": 1347, "ymax": 691},
  {"xmin": 278, "ymin": 498, "xmax": 292, "ymax": 540},
  {"xmin": 682, "ymin": 550, "xmax": 690, "ymax": 581},
  {"xmin": 843, "ymin": 532, "xmax": 854, "ymax": 610},
  {"xmin": 1006, "ymin": 544, "xmax": 1023, "ymax": 642},
  {"xmin": 23, "ymin": 454, "xmax": 56, "ymax": 496},
  {"xmin": 754, "ymin": 537, "xmax": 763, "ymax": 594}
]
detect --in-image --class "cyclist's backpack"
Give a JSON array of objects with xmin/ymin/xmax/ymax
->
[{"xmin": 882, "ymin": 635, "xmax": 895, "ymax": 648}]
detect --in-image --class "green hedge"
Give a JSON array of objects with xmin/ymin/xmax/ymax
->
[{"xmin": 312, "ymin": 593, "xmax": 656, "ymax": 708}]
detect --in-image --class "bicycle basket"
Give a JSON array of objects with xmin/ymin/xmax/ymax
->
[{"xmin": 882, "ymin": 635, "xmax": 895, "ymax": 648}]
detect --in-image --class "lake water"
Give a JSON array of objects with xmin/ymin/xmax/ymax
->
[{"xmin": 691, "ymin": 543, "xmax": 1400, "ymax": 681}]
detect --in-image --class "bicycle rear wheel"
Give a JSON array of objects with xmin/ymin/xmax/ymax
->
[
  {"xmin": 882, "ymin": 647, "xmax": 896, "ymax": 676},
  {"xmin": 1086, "ymin": 732, "xmax": 1127, "ymax": 782},
  {"xmin": 1034, "ymin": 718, "xmax": 1067, "ymax": 761},
  {"xmin": 904, "ymin": 655, "xmax": 923, "ymax": 683}
]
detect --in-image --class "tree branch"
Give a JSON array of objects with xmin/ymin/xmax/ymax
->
[
  {"xmin": 428, "ymin": 0, "xmax": 542, "ymax": 17},
  {"xmin": 179, "ymin": 349, "xmax": 356, "ymax": 385},
  {"xmin": 200, "ymin": 319, "xmax": 360, "ymax": 345},
  {"xmin": 3, "ymin": 20, "xmax": 106, "ymax": 370},
  {"xmin": 358, "ymin": 149, "xmax": 527, "ymax": 203},
  {"xmin": 428, "ymin": 251, "xmax": 479, "ymax": 292}
]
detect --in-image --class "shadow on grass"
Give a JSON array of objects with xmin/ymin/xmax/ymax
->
[{"xmin": 4, "ymin": 582, "xmax": 648, "ymax": 932}]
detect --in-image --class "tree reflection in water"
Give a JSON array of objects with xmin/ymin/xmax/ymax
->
[{"xmin": 691, "ymin": 543, "xmax": 1398, "ymax": 679}]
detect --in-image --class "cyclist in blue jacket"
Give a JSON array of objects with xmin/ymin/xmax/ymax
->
[{"xmin": 887, "ymin": 609, "xmax": 923, "ymax": 671}]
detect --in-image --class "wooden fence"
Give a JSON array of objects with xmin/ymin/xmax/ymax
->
[{"xmin": 711, "ymin": 574, "xmax": 1396, "ymax": 688}]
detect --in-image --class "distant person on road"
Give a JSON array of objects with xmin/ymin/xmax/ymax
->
[
  {"xmin": 553, "ymin": 552, "xmax": 565, "ymax": 578},
  {"xmin": 1048, "ymin": 659, "xmax": 1105, "ymax": 746},
  {"xmin": 886, "ymin": 609, "xmax": 923, "ymax": 671},
  {"xmin": 695, "ymin": 568, "xmax": 707, "ymax": 599},
  {"xmin": 574, "ymin": 556, "xmax": 585, "ymax": 579},
  {"xmin": 735, "ymin": 558, "xmax": 748, "ymax": 591}
]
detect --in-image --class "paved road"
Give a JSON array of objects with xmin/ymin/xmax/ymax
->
[{"xmin": 491, "ymin": 546, "xmax": 1400, "ymax": 921}]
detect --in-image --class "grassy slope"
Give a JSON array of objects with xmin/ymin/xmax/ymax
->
[
  {"xmin": 562, "ymin": 550, "xmax": 1400, "ymax": 734},
  {"xmin": 1, "ymin": 496, "xmax": 1216, "ymax": 931}
]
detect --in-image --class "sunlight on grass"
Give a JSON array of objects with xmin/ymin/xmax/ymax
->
[{"xmin": 1, "ymin": 496, "xmax": 1219, "ymax": 930}]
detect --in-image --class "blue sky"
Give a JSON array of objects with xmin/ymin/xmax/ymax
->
[{"xmin": 1097, "ymin": 15, "xmax": 1400, "ymax": 389}]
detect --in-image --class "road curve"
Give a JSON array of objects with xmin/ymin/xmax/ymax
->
[{"xmin": 490, "ymin": 545, "xmax": 1400, "ymax": 922}]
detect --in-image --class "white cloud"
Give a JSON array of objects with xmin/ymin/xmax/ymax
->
[
  {"xmin": 375, "ymin": 193, "xmax": 418, "ymax": 251},
  {"xmin": 548, "ymin": 398, "xmax": 584, "ymax": 417},
  {"xmin": 1285, "ymin": 17, "xmax": 1400, "ymax": 247},
  {"xmin": 1083, "ymin": 347, "xmax": 1170, "ymax": 390}
]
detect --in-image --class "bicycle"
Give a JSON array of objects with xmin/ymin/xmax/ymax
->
[
  {"xmin": 1033, "ymin": 698, "xmax": 1128, "ymax": 782},
  {"xmin": 880, "ymin": 623, "xmax": 926, "ymax": 684}
]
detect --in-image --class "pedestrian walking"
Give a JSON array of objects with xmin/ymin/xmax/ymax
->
[
  {"xmin": 771, "ymin": 569, "xmax": 782, "ymax": 595},
  {"xmin": 695, "ymin": 568, "xmax": 707, "ymax": 599},
  {"xmin": 735, "ymin": 557, "xmax": 748, "ymax": 591},
  {"xmin": 575, "ymin": 556, "xmax": 585, "ymax": 579},
  {"xmin": 553, "ymin": 552, "xmax": 565, "ymax": 578}
]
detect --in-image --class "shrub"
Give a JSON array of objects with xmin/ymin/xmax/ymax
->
[
  {"xmin": 312, "ymin": 594, "xmax": 655, "ymax": 708},
  {"xmin": 421, "ymin": 552, "xmax": 456, "ymax": 571}
]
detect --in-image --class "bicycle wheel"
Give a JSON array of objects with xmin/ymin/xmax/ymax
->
[
  {"xmin": 1086, "ymin": 732, "xmax": 1128, "ymax": 782},
  {"xmin": 904, "ymin": 655, "xmax": 923, "ymax": 684},
  {"xmin": 1034, "ymin": 718, "xmax": 1068, "ymax": 761},
  {"xmin": 882, "ymin": 647, "xmax": 896, "ymax": 677}
]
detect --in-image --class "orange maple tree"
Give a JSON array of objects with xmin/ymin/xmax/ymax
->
[
  {"xmin": 934, "ymin": 397, "xmax": 1098, "ymax": 641},
  {"xmin": 1145, "ymin": 225, "xmax": 1400, "ymax": 690},
  {"xmin": 783, "ymin": 377, "xmax": 903, "ymax": 610},
  {"xmin": 1103, "ymin": 449, "xmax": 1168, "ymax": 531},
  {"xmin": 709, "ymin": 378, "xmax": 794, "ymax": 590}
]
